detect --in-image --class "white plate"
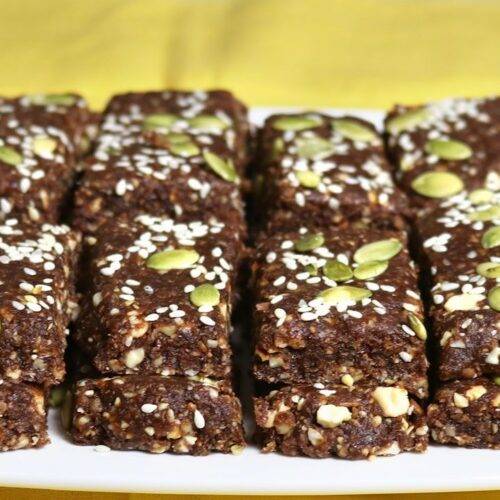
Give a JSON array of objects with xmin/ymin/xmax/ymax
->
[{"xmin": 0, "ymin": 108, "xmax": 498, "ymax": 495}]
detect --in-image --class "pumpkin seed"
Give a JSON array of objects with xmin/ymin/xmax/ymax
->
[
  {"xmin": 353, "ymin": 260, "xmax": 388, "ymax": 280},
  {"xmin": 407, "ymin": 313, "xmax": 427, "ymax": 340},
  {"xmin": 143, "ymin": 113, "xmax": 178, "ymax": 131},
  {"xmin": 190, "ymin": 284, "xmax": 220, "ymax": 307},
  {"xmin": 481, "ymin": 226, "xmax": 500, "ymax": 249},
  {"xmin": 271, "ymin": 138, "xmax": 285, "ymax": 160},
  {"xmin": 29, "ymin": 93, "xmax": 76, "ymax": 106},
  {"xmin": 0, "ymin": 145, "xmax": 22, "ymax": 166},
  {"xmin": 32, "ymin": 136, "xmax": 57, "ymax": 158},
  {"xmin": 386, "ymin": 107, "xmax": 429, "ymax": 135},
  {"xmin": 296, "ymin": 170, "xmax": 321, "ymax": 189},
  {"xmin": 323, "ymin": 260, "xmax": 353, "ymax": 282},
  {"xmin": 296, "ymin": 136, "xmax": 334, "ymax": 159},
  {"xmin": 476, "ymin": 262, "xmax": 500, "ymax": 279},
  {"xmin": 305, "ymin": 263, "xmax": 318, "ymax": 276},
  {"xmin": 164, "ymin": 134, "xmax": 200, "ymax": 157},
  {"xmin": 332, "ymin": 118, "xmax": 377, "ymax": 143},
  {"xmin": 411, "ymin": 171, "xmax": 464, "ymax": 198},
  {"xmin": 444, "ymin": 293, "xmax": 485, "ymax": 312},
  {"xmin": 60, "ymin": 389, "xmax": 73, "ymax": 430},
  {"xmin": 354, "ymin": 238, "xmax": 402, "ymax": 264},
  {"xmin": 424, "ymin": 139, "xmax": 472, "ymax": 161},
  {"xmin": 318, "ymin": 285, "xmax": 372, "ymax": 305},
  {"xmin": 146, "ymin": 249, "xmax": 199, "ymax": 270},
  {"xmin": 494, "ymin": 376, "xmax": 500, "ymax": 386},
  {"xmin": 487, "ymin": 286, "xmax": 500, "ymax": 311},
  {"xmin": 469, "ymin": 188, "xmax": 493, "ymax": 205},
  {"xmin": 203, "ymin": 151, "xmax": 238, "ymax": 182},
  {"xmin": 187, "ymin": 114, "xmax": 228, "ymax": 132},
  {"xmin": 295, "ymin": 233, "xmax": 325, "ymax": 252},
  {"xmin": 272, "ymin": 115, "xmax": 320, "ymax": 131},
  {"xmin": 469, "ymin": 205, "xmax": 500, "ymax": 222},
  {"xmin": 49, "ymin": 386, "xmax": 66, "ymax": 408}
]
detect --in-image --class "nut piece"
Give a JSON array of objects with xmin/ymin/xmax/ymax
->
[
  {"xmin": 372, "ymin": 386, "xmax": 410, "ymax": 417},
  {"xmin": 316, "ymin": 404, "xmax": 352, "ymax": 428},
  {"xmin": 453, "ymin": 392, "xmax": 469, "ymax": 408},
  {"xmin": 124, "ymin": 348, "xmax": 145, "ymax": 369},
  {"xmin": 307, "ymin": 427, "xmax": 324, "ymax": 446},
  {"xmin": 465, "ymin": 385, "xmax": 487, "ymax": 401}
]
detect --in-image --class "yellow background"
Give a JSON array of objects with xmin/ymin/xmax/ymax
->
[{"xmin": 0, "ymin": 0, "xmax": 499, "ymax": 498}]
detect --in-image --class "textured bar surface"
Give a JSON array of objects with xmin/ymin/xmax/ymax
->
[
  {"xmin": 252, "ymin": 226, "xmax": 428, "ymax": 398},
  {"xmin": 254, "ymin": 383, "xmax": 427, "ymax": 459},
  {"xmin": 417, "ymin": 182, "xmax": 499, "ymax": 380},
  {"xmin": 255, "ymin": 112, "xmax": 407, "ymax": 230},
  {"xmin": 427, "ymin": 378, "xmax": 499, "ymax": 449},
  {"xmin": 69, "ymin": 375, "xmax": 245, "ymax": 455},
  {"xmin": 0, "ymin": 220, "xmax": 80, "ymax": 384},
  {"xmin": 75, "ymin": 213, "xmax": 241, "ymax": 379},
  {"xmin": 0, "ymin": 380, "xmax": 48, "ymax": 452}
]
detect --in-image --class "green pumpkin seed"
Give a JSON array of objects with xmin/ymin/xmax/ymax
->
[
  {"xmin": 60, "ymin": 389, "xmax": 73, "ymax": 430},
  {"xmin": 296, "ymin": 170, "xmax": 321, "ymax": 189},
  {"xmin": 0, "ymin": 145, "xmax": 22, "ymax": 166},
  {"xmin": 469, "ymin": 205, "xmax": 500, "ymax": 222},
  {"xmin": 146, "ymin": 249, "xmax": 199, "ymax": 270},
  {"xmin": 296, "ymin": 136, "xmax": 334, "ymax": 159},
  {"xmin": 164, "ymin": 134, "xmax": 200, "ymax": 157},
  {"xmin": 424, "ymin": 139, "xmax": 472, "ymax": 161},
  {"xmin": 487, "ymin": 286, "xmax": 500, "ymax": 311},
  {"xmin": 354, "ymin": 238, "xmax": 402, "ymax": 264},
  {"xmin": 32, "ymin": 136, "xmax": 57, "ymax": 158},
  {"xmin": 203, "ymin": 151, "xmax": 238, "ymax": 182},
  {"xmin": 143, "ymin": 113, "xmax": 178, "ymax": 131},
  {"xmin": 353, "ymin": 260, "xmax": 388, "ymax": 280},
  {"xmin": 305, "ymin": 263, "xmax": 318, "ymax": 276},
  {"xmin": 469, "ymin": 189, "xmax": 493, "ymax": 205},
  {"xmin": 272, "ymin": 115, "xmax": 320, "ymax": 132},
  {"xmin": 476, "ymin": 262, "xmax": 500, "ymax": 279},
  {"xmin": 332, "ymin": 118, "xmax": 377, "ymax": 143},
  {"xmin": 190, "ymin": 284, "xmax": 220, "ymax": 307},
  {"xmin": 444, "ymin": 293, "xmax": 485, "ymax": 312},
  {"xmin": 494, "ymin": 376, "xmax": 500, "ymax": 386},
  {"xmin": 318, "ymin": 285, "xmax": 372, "ymax": 305},
  {"xmin": 271, "ymin": 138, "xmax": 285, "ymax": 160},
  {"xmin": 386, "ymin": 107, "xmax": 430, "ymax": 135},
  {"xmin": 481, "ymin": 226, "xmax": 500, "ymax": 249},
  {"xmin": 407, "ymin": 313, "xmax": 427, "ymax": 341},
  {"xmin": 323, "ymin": 260, "xmax": 353, "ymax": 282},
  {"xmin": 49, "ymin": 385, "xmax": 66, "ymax": 408},
  {"xmin": 411, "ymin": 171, "xmax": 464, "ymax": 198},
  {"xmin": 187, "ymin": 114, "xmax": 228, "ymax": 132},
  {"xmin": 29, "ymin": 93, "xmax": 76, "ymax": 106},
  {"xmin": 294, "ymin": 233, "xmax": 325, "ymax": 252}
]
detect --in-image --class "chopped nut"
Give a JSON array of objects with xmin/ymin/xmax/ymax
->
[
  {"xmin": 372, "ymin": 386, "xmax": 410, "ymax": 417},
  {"xmin": 341, "ymin": 374, "xmax": 354, "ymax": 387},
  {"xmin": 316, "ymin": 404, "xmax": 352, "ymax": 428},
  {"xmin": 124, "ymin": 348, "xmax": 145, "ymax": 368},
  {"xmin": 465, "ymin": 385, "xmax": 487, "ymax": 401},
  {"xmin": 453, "ymin": 393, "xmax": 469, "ymax": 408},
  {"xmin": 307, "ymin": 427, "xmax": 324, "ymax": 446}
]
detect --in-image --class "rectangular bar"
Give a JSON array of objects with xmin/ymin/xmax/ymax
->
[
  {"xmin": 0, "ymin": 220, "xmax": 80, "ymax": 384},
  {"xmin": 73, "ymin": 142, "xmax": 246, "ymax": 235},
  {"xmin": 98, "ymin": 90, "xmax": 251, "ymax": 170},
  {"xmin": 74, "ymin": 213, "xmax": 242, "ymax": 379},
  {"xmin": 0, "ymin": 93, "xmax": 98, "ymax": 156},
  {"xmin": 68, "ymin": 375, "xmax": 245, "ymax": 455},
  {"xmin": 0, "ymin": 380, "xmax": 49, "ymax": 452},
  {"xmin": 255, "ymin": 112, "xmax": 408, "ymax": 230},
  {"xmin": 252, "ymin": 226, "xmax": 428, "ymax": 398},
  {"xmin": 427, "ymin": 378, "xmax": 499, "ymax": 449},
  {"xmin": 254, "ymin": 383, "xmax": 427, "ymax": 459},
  {"xmin": 385, "ymin": 96, "xmax": 500, "ymax": 214},
  {"xmin": 417, "ymin": 184, "xmax": 499, "ymax": 380}
]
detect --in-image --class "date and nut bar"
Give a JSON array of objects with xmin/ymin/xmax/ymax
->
[
  {"xmin": 417, "ymin": 182, "xmax": 499, "ymax": 380},
  {"xmin": 0, "ymin": 380, "xmax": 49, "ymax": 452},
  {"xmin": 385, "ymin": 96, "xmax": 500, "ymax": 213},
  {"xmin": 74, "ymin": 213, "xmax": 241, "ymax": 379},
  {"xmin": 97, "ymin": 90, "xmax": 251, "ymax": 171},
  {"xmin": 67, "ymin": 375, "xmax": 245, "ymax": 455},
  {"xmin": 252, "ymin": 227, "xmax": 428, "ymax": 398},
  {"xmin": 254, "ymin": 383, "xmax": 427, "ymax": 459},
  {"xmin": 427, "ymin": 378, "xmax": 499, "ymax": 449},
  {"xmin": 255, "ymin": 113, "xmax": 408, "ymax": 230},
  {"xmin": 0, "ymin": 220, "xmax": 80, "ymax": 384}
]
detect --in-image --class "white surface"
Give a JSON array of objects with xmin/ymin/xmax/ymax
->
[{"xmin": 0, "ymin": 108, "xmax": 498, "ymax": 495}]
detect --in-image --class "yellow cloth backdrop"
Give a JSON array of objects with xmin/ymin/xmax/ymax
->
[{"xmin": 0, "ymin": 0, "xmax": 499, "ymax": 499}]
